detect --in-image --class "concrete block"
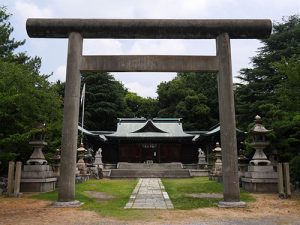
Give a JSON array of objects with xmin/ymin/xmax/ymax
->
[
  {"xmin": 189, "ymin": 169, "xmax": 209, "ymax": 177},
  {"xmin": 20, "ymin": 179, "xmax": 56, "ymax": 192},
  {"xmin": 23, "ymin": 165, "xmax": 51, "ymax": 172},
  {"xmin": 248, "ymin": 165, "xmax": 274, "ymax": 172},
  {"xmin": 241, "ymin": 177, "xmax": 277, "ymax": 183},
  {"xmin": 244, "ymin": 171, "xmax": 278, "ymax": 179},
  {"xmin": 21, "ymin": 171, "xmax": 54, "ymax": 179},
  {"xmin": 242, "ymin": 180, "xmax": 278, "ymax": 192}
]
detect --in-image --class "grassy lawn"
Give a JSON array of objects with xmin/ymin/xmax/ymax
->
[
  {"xmin": 162, "ymin": 177, "xmax": 255, "ymax": 209},
  {"xmin": 34, "ymin": 179, "xmax": 149, "ymax": 220},
  {"xmin": 33, "ymin": 177, "xmax": 255, "ymax": 219}
]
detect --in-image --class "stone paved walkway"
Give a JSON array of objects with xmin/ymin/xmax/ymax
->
[{"xmin": 124, "ymin": 178, "xmax": 174, "ymax": 209}]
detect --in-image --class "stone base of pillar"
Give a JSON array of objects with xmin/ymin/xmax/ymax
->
[
  {"xmin": 218, "ymin": 201, "xmax": 246, "ymax": 208},
  {"xmin": 52, "ymin": 200, "xmax": 83, "ymax": 208}
]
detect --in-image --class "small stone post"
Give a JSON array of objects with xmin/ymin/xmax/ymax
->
[
  {"xmin": 216, "ymin": 33, "xmax": 244, "ymax": 207},
  {"xmin": 283, "ymin": 163, "xmax": 291, "ymax": 197},
  {"xmin": 277, "ymin": 163, "xmax": 284, "ymax": 197},
  {"xmin": 13, "ymin": 161, "xmax": 22, "ymax": 197},
  {"xmin": 57, "ymin": 32, "xmax": 83, "ymax": 205},
  {"xmin": 7, "ymin": 161, "xmax": 15, "ymax": 197}
]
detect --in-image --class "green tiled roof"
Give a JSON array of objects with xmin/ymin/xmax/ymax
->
[{"xmin": 106, "ymin": 118, "xmax": 193, "ymax": 139}]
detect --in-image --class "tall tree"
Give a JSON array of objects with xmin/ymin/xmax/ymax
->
[
  {"xmin": 235, "ymin": 15, "xmax": 300, "ymax": 182},
  {"xmin": 235, "ymin": 15, "xmax": 300, "ymax": 128},
  {"xmin": 125, "ymin": 92, "xmax": 158, "ymax": 118},
  {"xmin": 157, "ymin": 72, "xmax": 218, "ymax": 130},
  {"xmin": 81, "ymin": 72, "xmax": 128, "ymax": 131},
  {"xmin": 0, "ymin": 6, "xmax": 24, "ymax": 58},
  {"xmin": 0, "ymin": 6, "xmax": 63, "ymax": 174}
]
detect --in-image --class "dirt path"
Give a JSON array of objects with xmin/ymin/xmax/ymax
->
[{"xmin": 0, "ymin": 194, "xmax": 300, "ymax": 225}]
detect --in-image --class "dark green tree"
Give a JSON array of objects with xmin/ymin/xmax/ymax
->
[
  {"xmin": 125, "ymin": 92, "xmax": 158, "ymax": 118},
  {"xmin": 235, "ymin": 15, "xmax": 300, "ymax": 182},
  {"xmin": 0, "ymin": 6, "xmax": 24, "ymax": 59},
  {"xmin": 235, "ymin": 15, "xmax": 300, "ymax": 128},
  {"xmin": 0, "ymin": 6, "xmax": 63, "ymax": 174},
  {"xmin": 157, "ymin": 72, "xmax": 218, "ymax": 130},
  {"xmin": 81, "ymin": 72, "xmax": 128, "ymax": 131}
]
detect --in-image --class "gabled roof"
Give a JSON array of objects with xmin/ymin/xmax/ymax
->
[
  {"xmin": 191, "ymin": 124, "xmax": 246, "ymax": 141},
  {"xmin": 105, "ymin": 118, "xmax": 193, "ymax": 139},
  {"xmin": 78, "ymin": 119, "xmax": 246, "ymax": 142},
  {"xmin": 133, "ymin": 120, "xmax": 166, "ymax": 133}
]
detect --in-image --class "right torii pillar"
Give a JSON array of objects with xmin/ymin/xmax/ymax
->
[{"xmin": 216, "ymin": 33, "xmax": 245, "ymax": 207}]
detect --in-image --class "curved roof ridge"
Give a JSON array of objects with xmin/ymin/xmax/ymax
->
[{"xmin": 132, "ymin": 120, "xmax": 167, "ymax": 133}]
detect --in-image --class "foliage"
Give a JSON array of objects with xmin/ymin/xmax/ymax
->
[
  {"xmin": 157, "ymin": 72, "xmax": 218, "ymax": 130},
  {"xmin": 125, "ymin": 92, "xmax": 158, "ymax": 118},
  {"xmin": 290, "ymin": 156, "xmax": 300, "ymax": 183},
  {"xmin": 162, "ymin": 177, "xmax": 254, "ymax": 209},
  {"xmin": 0, "ymin": 6, "xmax": 24, "ymax": 59},
  {"xmin": 0, "ymin": 6, "xmax": 63, "ymax": 174},
  {"xmin": 235, "ymin": 15, "xmax": 300, "ymax": 175},
  {"xmin": 81, "ymin": 72, "xmax": 129, "ymax": 131},
  {"xmin": 235, "ymin": 15, "xmax": 300, "ymax": 128}
]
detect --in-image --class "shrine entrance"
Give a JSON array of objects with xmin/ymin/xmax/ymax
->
[
  {"xmin": 26, "ymin": 18, "xmax": 272, "ymax": 207},
  {"xmin": 141, "ymin": 143, "xmax": 157, "ymax": 162}
]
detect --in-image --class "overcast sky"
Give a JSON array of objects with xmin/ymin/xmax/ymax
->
[{"xmin": 2, "ymin": 0, "xmax": 300, "ymax": 97}]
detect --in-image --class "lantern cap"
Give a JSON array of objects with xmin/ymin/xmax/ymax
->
[
  {"xmin": 250, "ymin": 115, "xmax": 271, "ymax": 133},
  {"xmin": 213, "ymin": 142, "xmax": 222, "ymax": 152}
]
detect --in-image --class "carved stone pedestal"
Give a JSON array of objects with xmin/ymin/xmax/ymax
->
[
  {"xmin": 21, "ymin": 165, "xmax": 57, "ymax": 192},
  {"xmin": 241, "ymin": 165, "xmax": 277, "ymax": 192}
]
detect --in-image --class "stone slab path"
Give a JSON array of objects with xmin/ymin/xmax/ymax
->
[{"xmin": 124, "ymin": 178, "xmax": 174, "ymax": 209}]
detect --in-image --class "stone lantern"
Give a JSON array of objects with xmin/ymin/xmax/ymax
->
[
  {"xmin": 76, "ymin": 143, "xmax": 88, "ymax": 175},
  {"xmin": 209, "ymin": 142, "xmax": 223, "ymax": 182},
  {"xmin": 249, "ymin": 115, "xmax": 271, "ymax": 166},
  {"xmin": 51, "ymin": 148, "xmax": 61, "ymax": 177},
  {"xmin": 212, "ymin": 142, "xmax": 222, "ymax": 176},
  {"xmin": 27, "ymin": 123, "xmax": 48, "ymax": 165},
  {"xmin": 241, "ymin": 115, "xmax": 277, "ymax": 192},
  {"xmin": 20, "ymin": 123, "xmax": 57, "ymax": 192}
]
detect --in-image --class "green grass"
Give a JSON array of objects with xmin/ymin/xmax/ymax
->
[
  {"xmin": 34, "ymin": 179, "xmax": 150, "ymax": 220},
  {"xmin": 33, "ymin": 177, "xmax": 255, "ymax": 219},
  {"xmin": 162, "ymin": 177, "xmax": 255, "ymax": 209}
]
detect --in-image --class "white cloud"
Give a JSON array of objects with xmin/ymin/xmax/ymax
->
[
  {"xmin": 8, "ymin": 0, "xmax": 299, "ymax": 98},
  {"xmin": 125, "ymin": 81, "xmax": 157, "ymax": 98},
  {"xmin": 14, "ymin": 1, "xmax": 53, "ymax": 21},
  {"xmin": 49, "ymin": 65, "xmax": 66, "ymax": 82},
  {"xmin": 134, "ymin": 0, "xmax": 209, "ymax": 18},
  {"xmin": 129, "ymin": 40, "xmax": 186, "ymax": 55},
  {"xmin": 51, "ymin": 0, "xmax": 136, "ymax": 18},
  {"xmin": 114, "ymin": 72, "xmax": 176, "ymax": 97},
  {"xmin": 49, "ymin": 0, "xmax": 209, "ymax": 19},
  {"xmin": 83, "ymin": 39, "xmax": 123, "ymax": 55}
]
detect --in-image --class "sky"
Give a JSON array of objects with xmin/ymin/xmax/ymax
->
[{"xmin": 2, "ymin": 0, "xmax": 300, "ymax": 97}]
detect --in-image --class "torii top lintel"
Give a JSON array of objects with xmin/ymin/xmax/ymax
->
[{"xmin": 26, "ymin": 19, "xmax": 272, "ymax": 39}]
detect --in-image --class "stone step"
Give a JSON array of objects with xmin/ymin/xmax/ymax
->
[
  {"xmin": 110, "ymin": 169, "xmax": 191, "ymax": 178},
  {"xmin": 117, "ymin": 162, "xmax": 183, "ymax": 170}
]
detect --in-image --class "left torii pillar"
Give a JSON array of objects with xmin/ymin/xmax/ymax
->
[{"xmin": 56, "ymin": 32, "xmax": 82, "ymax": 206}]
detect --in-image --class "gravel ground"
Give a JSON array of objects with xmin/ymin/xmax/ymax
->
[{"xmin": 0, "ymin": 193, "xmax": 299, "ymax": 225}]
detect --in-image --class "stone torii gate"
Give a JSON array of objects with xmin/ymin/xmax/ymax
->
[{"xmin": 26, "ymin": 19, "xmax": 272, "ymax": 207}]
